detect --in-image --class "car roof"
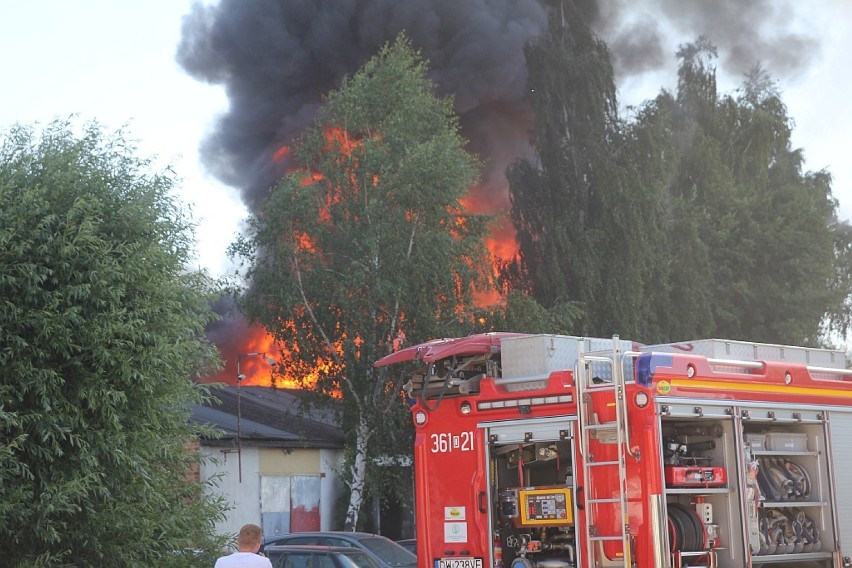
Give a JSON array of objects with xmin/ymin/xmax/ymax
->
[
  {"xmin": 265, "ymin": 532, "xmax": 388, "ymax": 545},
  {"xmin": 275, "ymin": 532, "xmax": 378, "ymax": 538},
  {"xmin": 262, "ymin": 533, "xmax": 416, "ymax": 568},
  {"xmin": 265, "ymin": 545, "xmax": 369, "ymax": 553}
]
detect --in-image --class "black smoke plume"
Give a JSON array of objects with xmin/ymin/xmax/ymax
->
[
  {"xmin": 595, "ymin": 0, "xmax": 819, "ymax": 80},
  {"xmin": 177, "ymin": 0, "xmax": 549, "ymax": 213},
  {"xmin": 177, "ymin": 0, "xmax": 818, "ymax": 214}
]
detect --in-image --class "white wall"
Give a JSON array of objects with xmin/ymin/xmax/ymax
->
[
  {"xmin": 200, "ymin": 445, "xmax": 345, "ymax": 539},
  {"xmin": 201, "ymin": 446, "xmax": 262, "ymax": 538}
]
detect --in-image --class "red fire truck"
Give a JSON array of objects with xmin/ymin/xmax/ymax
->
[{"xmin": 375, "ymin": 333, "xmax": 852, "ymax": 568}]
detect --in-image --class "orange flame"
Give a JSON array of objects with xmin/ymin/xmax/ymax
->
[
  {"xmin": 295, "ymin": 231, "xmax": 317, "ymax": 253},
  {"xmin": 459, "ymin": 195, "xmax": 518, "ymax": 263},
  {"xmin": 273, "ymin": 145, "xmax": 292, "ymax": 163},
  {"xmin": 300, "ymin": 171, "xmax": 324, "ymax": 186},
  {"xmin": 206, "ymin": 324, "xmax": 301, "ymax": 389},
  {"xmin": 324, "ymin": 126, "xmax": 363, "ymax": 155}
]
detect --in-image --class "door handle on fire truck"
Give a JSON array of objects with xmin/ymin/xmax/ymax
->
[
  {"xmin": 478, "ymin": 491, "xmax": 487, "ymax": 513},
  {"xmin": 575, "ymin": 486, "xmax": 584, "ymax": 510}
]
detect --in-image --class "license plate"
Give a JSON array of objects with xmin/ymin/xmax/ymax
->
[{"xmin": 436, "ymin": 558, "xmax": 483, "ymax": 568}]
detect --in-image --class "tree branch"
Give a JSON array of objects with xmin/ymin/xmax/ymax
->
[{"xmin": 292, "ymin": 250, "xmax": 362, "ymax": 406}]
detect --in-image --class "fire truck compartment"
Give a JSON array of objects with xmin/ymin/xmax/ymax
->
[
  {"xmin": 487, "ymin": 420, "xmax": 578, "ymax": 568},
  {"xmin": 660, "ymin": 401, "xmax": 841, "ymax": 567}
]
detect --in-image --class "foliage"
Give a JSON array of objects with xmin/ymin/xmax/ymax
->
[
  {"xmin": 474, "ymin": 291, "xmax": 580, "ymax": 335},
  {"xmin": 0, "ymin": 121, "xmax": 229, "ymax": 567},
  {"xmin": 504, "ymin": 2, "xmax": 851, "ymax": 346},
  {"xmin": 503, "ymin": 0, "xmax": 664, "ymax": 340},
  {"xmin": 229, "ymin": 35, "xmax": 491, "ymax": 529},
  {"xmin": 630, "ymin": 43, "xmax": 850, "ymax": 345}
]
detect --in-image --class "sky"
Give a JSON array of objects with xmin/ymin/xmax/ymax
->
[
  {"xmin": 2, "ymin": 1, "xmax": 851, "ymax": 325},
  {"xmin": 1, "ymin": 1, "xmax": 236, "ymax": 277}
]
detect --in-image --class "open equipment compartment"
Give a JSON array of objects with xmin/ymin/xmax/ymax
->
[
  {"xmin": 739, "ymin": 406, "xmax": 836, "ymax": 567},
  {"xmin": 488, "ymin": 422, "xmax": 579, "ymax": 568},
  {"xmin": 658, "ymin": 403, "xmax": 743, "ymax": 568}
]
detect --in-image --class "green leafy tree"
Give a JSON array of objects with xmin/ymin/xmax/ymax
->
[
  {"xmin": 620, "ymin": 93, "xmax": 715, "ymax": 342},
  {"xmin": 715, "ymin": 64, "xmax": 848, "ymax": 343},
  {"xmin": 506, "ymin": 13, "xmax": 851, "ymax": 346},
  {"xmin": 0, "ymin": 121, "xmax": 229, "ymax": 567},
  {"xmin": 504, "ymin": 0, "xmax": 663, "ymax": 339},
  {"xmin": 634, "ymin": 40, "xmax": 851, "ymax": 345},
  {"xmin": 230, "ymin": 36, "xmax": 492, "ymax": 530}
]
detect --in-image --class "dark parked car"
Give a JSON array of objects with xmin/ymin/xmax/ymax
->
[
  {"xmin": 262, "ymin": 532, "xmax": 416, "ymax": 568},
  {"xmin": 265, "ymin": 545, "xmax": 383, "ymax": 568}
]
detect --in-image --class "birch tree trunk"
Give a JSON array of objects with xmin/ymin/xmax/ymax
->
[{"xmin": 344, "ymin": 414, "xmax": 372, "ymax": 531}]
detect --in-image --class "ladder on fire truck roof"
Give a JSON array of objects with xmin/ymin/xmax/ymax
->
[{"xmin": 576, "ymin": 336, "xmax": 636, "ymax": 568}]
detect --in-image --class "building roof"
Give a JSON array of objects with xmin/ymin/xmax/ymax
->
[{"xmin": 191, "ymin": 386, "xmax": 344, "ymax": 449}]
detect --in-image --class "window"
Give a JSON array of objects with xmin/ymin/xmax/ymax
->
[
  {"xmin": 282, "ymin": 553, "xmax": 312, "ymax": 568},
  {"xmin": 286, "ymin": 537, "xmax": 320, "ymax": 546}
]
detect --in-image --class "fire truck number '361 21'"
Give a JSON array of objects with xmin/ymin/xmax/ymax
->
[{"xmin": 374, "ymin": 333, "xmax": 852, "ymax": 568}]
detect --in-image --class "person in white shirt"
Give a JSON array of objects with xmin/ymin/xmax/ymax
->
[{"xmin": 214, "ymin": 523, "xmax": 273, "ymax": 568}]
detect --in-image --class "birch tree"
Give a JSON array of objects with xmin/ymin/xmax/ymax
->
[{"xmin": 230, "ymin": 36, "xmax": 491, "ymax": 530}]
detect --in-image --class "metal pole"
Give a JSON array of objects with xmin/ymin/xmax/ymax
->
[
  {"xmin": 237, "ymin": 356, "xmax": 243, "ymax": 483},
  {"xmin": 235, "ymin": 352, "xmax": 272, "ymax": 484}
]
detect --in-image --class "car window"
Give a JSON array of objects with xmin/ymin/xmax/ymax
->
[
  {"xmin": 396, "ymin": 541, "xmax": 416, "ymax": 555},
  {"xmin": 286, "ymin": 537, "xmax": 321, "ymax": 546},
  {"xmin": 338, "ymin": 553, "xmax": 383, "ymax": 568},
  {"xmin": 323, "ymin": 537, "xmax": 354, "ymax": 548},
  {"xmin": 281, "ymin": 553, "xmax": 312, "ymax": 568},
  {"xmin": 358, "ymin": 538, "xmax": 416, "ymax": 566}
]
